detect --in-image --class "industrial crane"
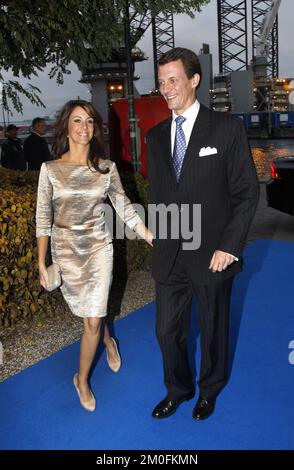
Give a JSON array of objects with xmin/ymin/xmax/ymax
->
[
  {"xmin": 253, "ymin": 0, "xmax": 281, "ymax": 111},
  {"xmin": 255, "ymin": 0, "xmax": 281, "ymax": 58}
]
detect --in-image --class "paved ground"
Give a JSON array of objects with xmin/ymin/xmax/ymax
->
[{"xmin": 248, "ymin": 180, "xmax": 294, "ymax": 242}]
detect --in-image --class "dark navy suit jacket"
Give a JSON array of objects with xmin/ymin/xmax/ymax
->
[{"xmin": 146, "ymin": 104, "xmax": 259, "ymax": 285}]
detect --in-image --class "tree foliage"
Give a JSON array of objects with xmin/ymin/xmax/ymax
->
[{"xmin": 0, "ymin": 0, "xmax": 209, "ymax": 114}]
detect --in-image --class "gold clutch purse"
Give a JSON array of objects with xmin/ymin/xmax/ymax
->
[{"xmin": 45, "ymin": 263, "xmax": 62, "ymax": 291}]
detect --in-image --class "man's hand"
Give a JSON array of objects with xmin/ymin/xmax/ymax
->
[{"xmin": 209, "ymin": 250, "xmax": 236, "ymax": 273}]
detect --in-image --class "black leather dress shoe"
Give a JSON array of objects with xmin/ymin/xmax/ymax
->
[
  {"xmin": 192, "ymin": 396, "xmax": 216, "ymax": 420},
  {"xmin": 152, "ymin": 391, "xmax": 195, "ymax": 419}
]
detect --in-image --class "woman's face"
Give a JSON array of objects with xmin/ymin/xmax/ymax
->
[{"xmin": 68, "ymin": 106, "xmax": 94, "ymax": 146}]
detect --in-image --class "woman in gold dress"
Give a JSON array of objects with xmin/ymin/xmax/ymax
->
[{"xmin": 36, "ymin": 100, "xmax": 153, "ymax": 412}]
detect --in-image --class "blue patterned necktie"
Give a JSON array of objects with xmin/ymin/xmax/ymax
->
[{"xmin": 173, "ymin": 115, "xmax": 186, "ymax": 181}]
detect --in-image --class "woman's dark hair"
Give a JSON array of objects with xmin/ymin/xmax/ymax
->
[
  {"xmin": 51, "ymin": 100, "xmax": 109, "ymax": 173},
  {"xmin": 158, "ymin": 47, "xmax": 202, "ymax": 89}
]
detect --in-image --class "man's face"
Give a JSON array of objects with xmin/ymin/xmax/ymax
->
[
  {"xmin": 7, "ymin": 128, "xmax": 17, "ymax": 139},
  {"xmin": 158, "ymin": 59, "xmax": 200, "ymax": 115},
  {"xmin": 35, "ymin": 121, "xmax": 47, "ymax": 135}
]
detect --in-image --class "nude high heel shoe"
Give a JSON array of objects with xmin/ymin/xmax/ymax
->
[
  {"xmin": 73, "ymin": 373, "xmax": 96, "ymax": 412},
  {"xmin": 106, "ymin": 338, "xmax": 121, "ymax": 373}
]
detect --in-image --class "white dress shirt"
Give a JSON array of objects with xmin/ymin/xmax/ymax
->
[{"xmin": 171, "ymin": 99, "xmax": 200, "ymax": 154}]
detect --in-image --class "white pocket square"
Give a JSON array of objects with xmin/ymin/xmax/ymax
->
[{"xmin": 199, "ymin": 146, "xmax": 218, "ymax": 157}]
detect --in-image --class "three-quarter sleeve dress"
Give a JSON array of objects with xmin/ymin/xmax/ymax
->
[{"xmin": 36, "ymin": 160, "xmax": 142, "ymax": 317}]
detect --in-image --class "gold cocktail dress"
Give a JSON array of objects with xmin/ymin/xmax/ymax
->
[{"xmin": 36, "ymin": 159, "xmax": 142, "ymax": 317}]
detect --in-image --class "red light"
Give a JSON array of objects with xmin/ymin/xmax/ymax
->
[{"xmin": 270, "ymin": 160, "xmax": 281, "ymax": 179}]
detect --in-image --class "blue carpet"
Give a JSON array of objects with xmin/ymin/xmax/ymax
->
[{"xmin": 0, "ymin": 239, "xmax": 294, "ymax": 450}]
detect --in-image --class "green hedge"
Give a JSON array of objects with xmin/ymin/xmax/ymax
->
[{"xmin": 0, "ymin": 167, "xmax": 151, "ymax": 328}]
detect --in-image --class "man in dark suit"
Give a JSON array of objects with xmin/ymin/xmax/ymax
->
[
  {"xmin": 1, "ymin": 124, "xmax": 26, "ymax": 170},
  {"xmin": 24, "ymin": 117, "xmax": 50, "ymax": 170},
  {"xmin": 146, "ymin": 48, "xmax": 259, "ymax": 420}
]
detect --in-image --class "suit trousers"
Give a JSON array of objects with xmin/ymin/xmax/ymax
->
[{"xmin": 155, "ymin": 247, "xmax": 234, "ymax": 401}]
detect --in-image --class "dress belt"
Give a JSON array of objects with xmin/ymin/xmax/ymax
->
[{"xmin": 53, "ymin": 222, "xmax": 97, "ymax": 230}]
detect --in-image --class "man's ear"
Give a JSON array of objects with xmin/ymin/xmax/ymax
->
[{"xmin": 192, "ymin": 73, "xmax": 201, "ymax": 89}]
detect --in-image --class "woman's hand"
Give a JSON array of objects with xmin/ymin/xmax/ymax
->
[
  {"xmin": 37, "ymin": 236, "xmax": 50, "ymax": 287},
  {"xmin": 39, "ymin": 264, "xmax": 49, "ymax": 290},
  {"xmin": 134, "ymin": 222, "xmax": 154, "ymax": 247},
  {"xmin": 147, "ymin": 233, "xmax": 154, "ymax": 247}
]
